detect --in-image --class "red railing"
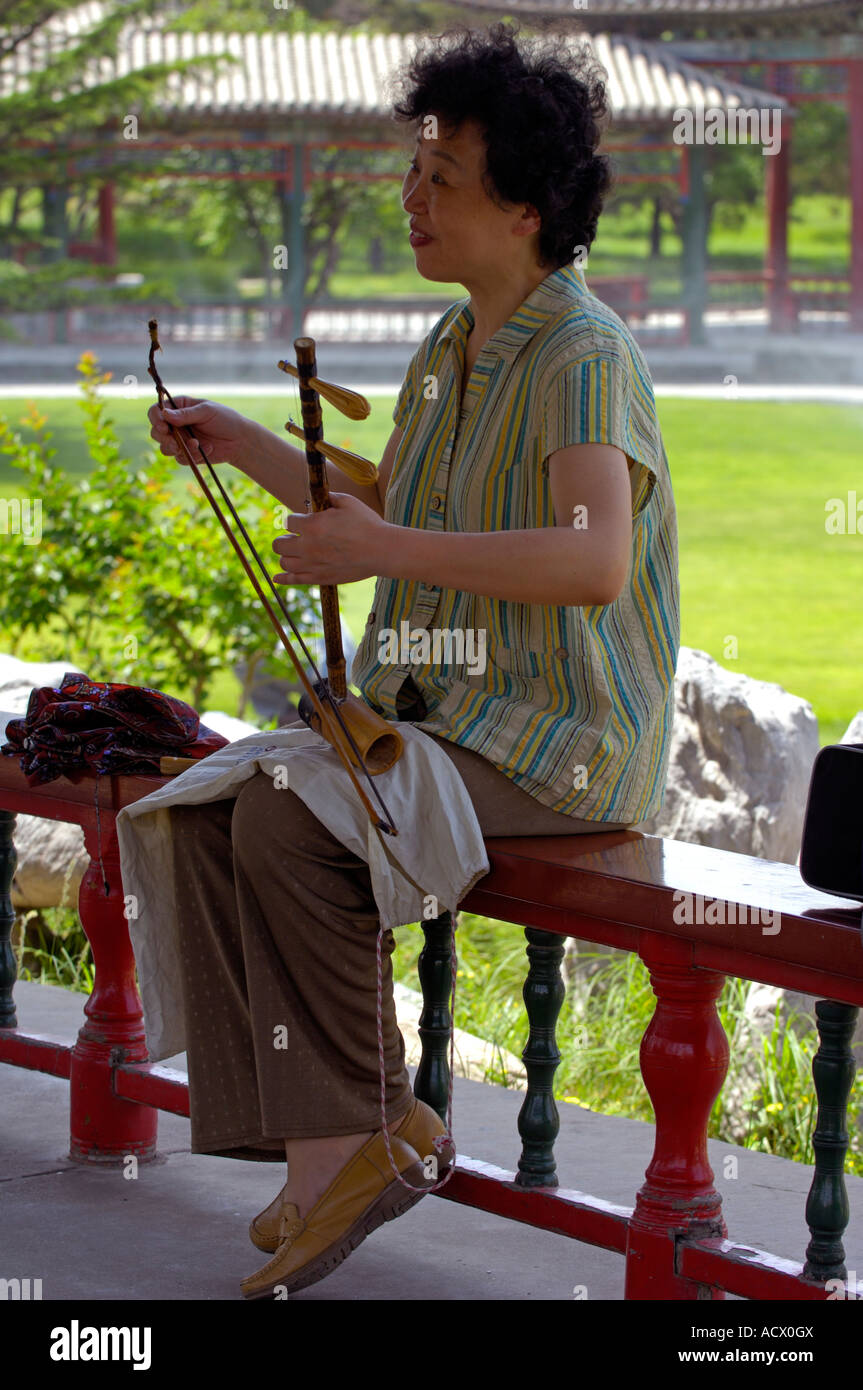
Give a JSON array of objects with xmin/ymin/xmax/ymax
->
[{"xmin": 0, "ymin": 754, "xmax": 861, "ymax": 1300}]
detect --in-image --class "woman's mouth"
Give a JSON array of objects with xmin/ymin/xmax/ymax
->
[{"xmin": 409, "ymin": 231, "xmax": 433, "ymax": 247}]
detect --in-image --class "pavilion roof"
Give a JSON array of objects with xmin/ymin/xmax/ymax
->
[
  {"xmin": 460, "ymin": 0, "xmax": 849, "ymax": 13},
  {"xmin": 1, "ymin": 8, "xmax": 789, "ymax": 131},
  {"xmin": 457, "ymin": 0, "xmax": 861, "ymax": 41}
]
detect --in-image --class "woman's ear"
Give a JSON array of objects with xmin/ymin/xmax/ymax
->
[{"xmin": 514, "ymin": 203, "xmax": 542, "ymax": 238}]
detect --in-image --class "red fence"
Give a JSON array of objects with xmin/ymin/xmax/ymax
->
[{"xmin": 1, "ymin": 754, "xmax": 861, "ymax": 1300}]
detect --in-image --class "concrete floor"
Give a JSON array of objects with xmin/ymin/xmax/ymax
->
[{"xmin": 4, "ymin": 978, "xmax": 863, "ymax": 1303}]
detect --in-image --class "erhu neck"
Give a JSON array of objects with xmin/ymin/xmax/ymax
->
[{"xmin": 294, "ymin": 336, "xmax": 347, "ymax": 702}]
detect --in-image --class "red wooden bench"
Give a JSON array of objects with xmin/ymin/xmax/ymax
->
[{"xmin": 1, "ymin": 755, "xmax": 861, "ymax": 1301}]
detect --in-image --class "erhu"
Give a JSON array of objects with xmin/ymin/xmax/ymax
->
[
  {"xmin": 148, "ymin": 321, "xmax": 458, "ymax": 1196},
  {"xmin": 277, "ymin": 339, "xmax": 402, "ymax": 777},
  {"xmin": 147, "ymin": 321, "xmax": 402, "ymax": 835}
]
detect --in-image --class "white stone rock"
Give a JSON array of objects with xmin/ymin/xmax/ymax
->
[
  {"xmin": 9, "ymin": 815, "xmax": 89, "ymax": 910},
  {"xmin": 0, "ymin": 655, "xmax": 81, "ymax": 714},
  {"xmin": 840, "ymin": 712, "xmax": 863, "ymax": 745},
  {"xmin": 639, "ymin": 646, "xmax": 821, "ymax": 864},
  {"xmin": 199, "ymin": 710, "xmax": 260, "ymax": 741},
  {"xmin": 0, "ymin": 655, "xmax": 259, "ymax": 910},
  {"xmin": 0, "ymin": 659, "xmax": 89, "ymax": 910}
]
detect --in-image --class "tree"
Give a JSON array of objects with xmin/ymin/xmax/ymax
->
[
  {"xmin": 0, "ymin": 0, "xmax": 247, "ymax": 324},
  {"xmin": 0, "ymin": 350, "xmax": 319, "ymax": 714},
  {"xmin": 0, "ymin": 0, "xmax": 462, "ymax": 320}
]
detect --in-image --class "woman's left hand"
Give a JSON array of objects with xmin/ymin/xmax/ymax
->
[{"xmin": 272, "ymin": 492, "xmax": 393, "ymax": 586}]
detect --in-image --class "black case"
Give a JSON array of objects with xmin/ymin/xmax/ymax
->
[{"xmin": 799, "ymin": 743, "xmax": 863, "ymax": 902}]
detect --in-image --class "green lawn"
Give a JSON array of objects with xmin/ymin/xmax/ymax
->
[
  {"xmin": 105, "ymin": 191, "xmax": 851, "ymax": 305},
  {"xmin": 1, "ymin": 393, "xmax": 860, "ymax": 745},
  {"xmin": 326, "ymin": 193, "xmax": 853, "ymax": 304},
  {"xmin": 0, "ymin": 393, "xmax": 395, "ymax": 485},
  {"xmin": 586, "ymin": 192, "xmax": 852, "ymax": 288}
]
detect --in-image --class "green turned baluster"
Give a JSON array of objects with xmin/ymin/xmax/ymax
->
[
  {"xmin": 516, "ymin": 927, "xmax": 566, "ymax": 1188},
  {"xmin": 803, "ymin": 999, "xmax": 859, "ymax": 1283},
  {"xmin": 0, "ymin": 809, "xmax": 18, "ymax": 1028},
  {"xmin": 414, "ymin": 911, "xmax": 455, "ymax": 1123}
]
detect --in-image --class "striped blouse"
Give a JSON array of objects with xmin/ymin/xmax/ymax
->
[{"xmin": 349, "ymin": 262, "xmax": 680, "ymax": 823}]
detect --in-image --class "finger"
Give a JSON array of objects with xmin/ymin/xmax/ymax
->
[
  {"xmin": 274, "ymin": 570, "xmax": 314, "ymax": 586},
  {"xmin": 161, "ymin": 402, "xmax": 211, "ymax": 429},
  {"xmin": 148, "ymin": 419, "xmax": 170, "ymax": 444},
  {"xmin": 164, "ymin": 418, "xmax": 211, "ymax": 461},
  {"xmin": 174, "ymin": 432, "xmax": 211, "ymax": 461}
]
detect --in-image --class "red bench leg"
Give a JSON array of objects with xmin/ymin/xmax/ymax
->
[
  {"xmin": 625, "ymin": 934, "xmax": 729, "ymax": 1299},
  {"xmin": 68, "ymin": 818, "xmax": 158, "ymax": 1163},
  {"xmin": 0, "ymin": 809, "xmax": 17, "ymax": 1028}
]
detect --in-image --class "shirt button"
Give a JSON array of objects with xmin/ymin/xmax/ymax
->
[
  {"xmin": 367, "ymin": 611, "xmax": 376, "ymax": 624},
  {"xmin": 554, "ymin": 647, "xmax": 568, "ymax": 660},
  {"xmin": 430, "ymin": 495, "xmax": 443, "ymax": 510}
]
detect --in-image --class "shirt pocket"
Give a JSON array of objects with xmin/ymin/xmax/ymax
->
[{"xmin": 484, "ymin": 640, "xmax": 557, "ymax": 682}]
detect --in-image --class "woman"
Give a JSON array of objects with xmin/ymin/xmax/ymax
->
[{"xmin": 147, "ymin": 23, "xmax": 680, "ymax": 1299}]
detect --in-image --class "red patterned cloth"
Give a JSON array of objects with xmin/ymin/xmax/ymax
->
[{"xmin": 1, "ymin": 671, "xmax": 228, "ymax": 785}]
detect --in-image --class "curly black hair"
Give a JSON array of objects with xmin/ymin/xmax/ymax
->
[{"xmin": 391, "ymin": 23, "xmax": 614, "ymax": 269}]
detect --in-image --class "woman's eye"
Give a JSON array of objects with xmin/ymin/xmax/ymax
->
[{"xmin": 406, "ymin": 161, "xmax": 444, "ymax": 185}]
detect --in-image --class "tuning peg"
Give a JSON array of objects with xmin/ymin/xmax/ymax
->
[
  {"xmin": 284, "ymin": 421, "xmax": 378, "ymax": 486},
  {"xmin": 276, "ymin": 361, "xmax": 370, "ymax": 421}
]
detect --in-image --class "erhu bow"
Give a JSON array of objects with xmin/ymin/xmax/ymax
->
[{"xmin": 146, "ymin": 320, "xmax": 402, "ymax": 836}]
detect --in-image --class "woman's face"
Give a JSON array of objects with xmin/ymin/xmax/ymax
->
[{"xmin": 401, "ymin": 116, "xmax": 541, "ymax": 288}]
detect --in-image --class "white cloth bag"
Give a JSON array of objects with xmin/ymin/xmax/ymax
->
[{"xmin": 116, "ymin": 724, "xmax": 489, "ymax": 1062}]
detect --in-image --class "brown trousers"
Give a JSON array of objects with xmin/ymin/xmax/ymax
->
[{"xmin": 167, "ymin": 723, "xmax": 633, "ymax": 1161}]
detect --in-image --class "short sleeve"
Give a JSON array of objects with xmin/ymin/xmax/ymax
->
[{"xmin": 541, "ymin": 354, "xmax": 659, "ymax": 520}]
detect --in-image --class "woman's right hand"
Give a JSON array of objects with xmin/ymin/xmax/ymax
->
[{"xmin": 147, "ymin": 396, "xmax": 256, "ymax": 473}]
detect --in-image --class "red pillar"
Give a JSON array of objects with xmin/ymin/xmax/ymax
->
[
  {"xmin": 67, "ymin": 812, "xmax": 158, "ymax": 1163},
  {"xmin": 849, "ymin": 60, "xmax": 863, "ymax": 333},
  {"xmin": 97, "ymin": 183, "xmax": 116, "ymax": 266},
  {"xmin": 625, "ymin": 934, "xmax": 729, "ymax": 1299},
  {"xmin": 765, "ymin": 64, "xmax": 793, "ymax": 333}
]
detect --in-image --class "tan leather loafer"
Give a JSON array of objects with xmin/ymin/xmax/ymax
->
[
  {"xmin": 248, "ymin": 1096, "xmax": 452, "ymax": 1254},
  {"xmin": 240, "ymin": 1130, "xmax": 430, "ymax": 1299}
]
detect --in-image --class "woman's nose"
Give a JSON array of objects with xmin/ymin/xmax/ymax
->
[{"xmin": 402, "ymin": 171, "xmax": 425, "ymax": 213}]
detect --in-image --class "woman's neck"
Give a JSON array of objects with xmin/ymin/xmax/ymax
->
[{"xmin": 463, "ymin": 260, "xmax": 553, "ymax": 348}]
